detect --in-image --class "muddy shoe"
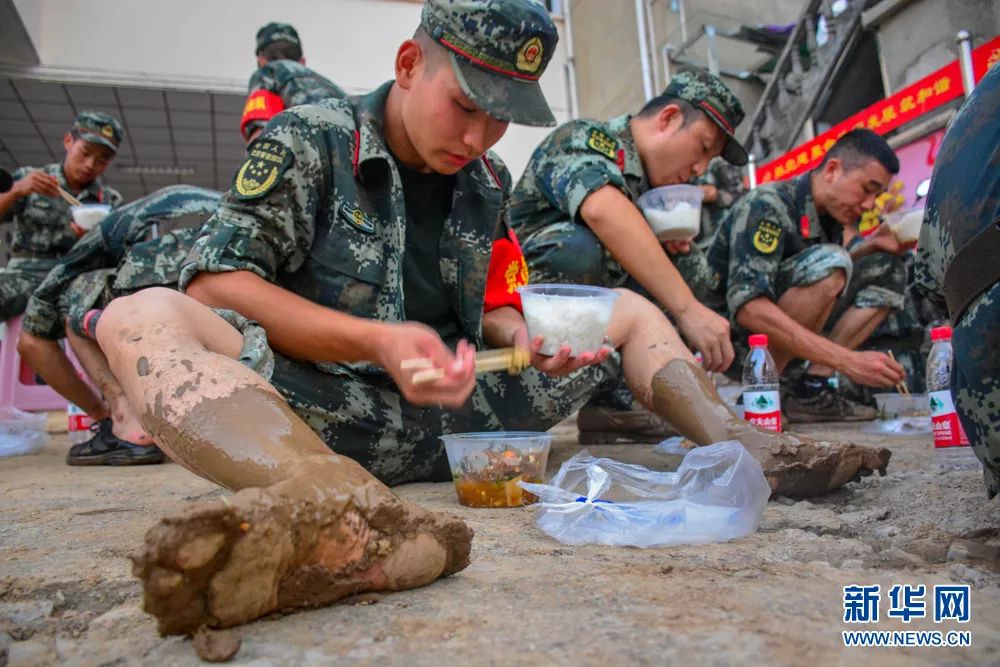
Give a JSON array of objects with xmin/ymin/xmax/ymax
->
[
  {"xmin": 784, "ymin": 387, "xmax": 877, "ymax": 423},
  {"xmin": 66, "ymin": 419, "xmax": 166, "ymax": 466},
  {"xmin": 577, "ymin": 404, "xmax": 677, "ymax": 444}
]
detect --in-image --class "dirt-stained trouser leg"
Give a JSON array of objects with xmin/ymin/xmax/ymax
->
[{"xmin": 602, "ymin": 289, "xmax": 891, "ymax": 498}]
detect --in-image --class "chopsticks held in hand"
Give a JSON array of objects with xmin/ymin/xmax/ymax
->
[
  {"xmin": 57, "ymin": 186, "xmax": 82, "ymax": 207},
  {"xmin": 887, "ymin": 350, "xmax": 910, "ymax": 396},
  {"xmin": 401, "ymin": 347, "xmax": 531, "ymax": 385}
]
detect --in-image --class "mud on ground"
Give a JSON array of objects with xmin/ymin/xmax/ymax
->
[{"xmin": 2, "ymin": 415, "xmax": 999, "ymax": 666}]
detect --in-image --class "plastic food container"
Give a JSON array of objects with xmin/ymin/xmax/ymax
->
[
  {"xmin": 518, "ymin": 284, "xmax": 618, "ymax": 356},
  {"xmin": 873, "ymin": 392, "xmax": 928, "ymax": 419},
  {"xmin": 71, "ymin": 204, "xmax": 111, "ymax": 231},
  {"xmin": 0, "ymin": 406, "xmax": 48, "ymax": 457},
  {"xmin": 887, "ymin": 206, "xmax": 924, "ymax": 243},
  {"xmin": 441, "ymin": 432, "xmax": 551, "ymax": 508},
  {"xmin": 636, "ymin": 184, "xmax": 704, "ymax": 241}
]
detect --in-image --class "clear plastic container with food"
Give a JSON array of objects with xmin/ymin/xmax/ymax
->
[
  {"xmin": 441, "ymin": 432, "xmax": 551, "ymax": 508},
  {"xmin": 71, "ymin": 204, "xmax": 112, "ymax": 231},
  {"xmin": 636, "ymin": 184, "xmax": 704, "ymax": 241},
  {"xmin": 517, "ymin": 284, "xmax": 618, "ymax": 356}
]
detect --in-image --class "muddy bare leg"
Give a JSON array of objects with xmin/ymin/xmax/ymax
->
[
  {"xmin": 97, "ymin": 288, "xmax": 472, "ymax": 635},
  {"xmin": 66, "ymin": 326, "xmax": 154, "ymax": 445},
  {"xmin": 604, "ymin": 290, "xmax": 890, "ymax": 498}
]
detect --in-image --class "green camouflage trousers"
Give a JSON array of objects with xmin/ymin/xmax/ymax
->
[
  {"xmin": 953, "ymin": 282, "xmax": 1000, "ymax": 498},
  {"xmin": 0, "ymin": 261, "xmax": 50, "ymax": 321},
  {"xmin": 521, "ymin": 220, "xmax": 716, "ymax": 300},
  {"xmin": 729, "ymin": 242, "xmax": 906, "ymax": 377},
  {"xmin": 215, "ymin": 309, "xmax": 621, "ymax": 486},
  {"xmin": 62, "ymin": 268, "xmax": 117, "ymax": 338}
]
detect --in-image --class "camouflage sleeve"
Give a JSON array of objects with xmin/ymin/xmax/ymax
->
[
  {"xmin": 103, "ymin": 185, "xmax": 124, "ymax": 208},
  {"xmin": 912, "ymin": 200, "xmax": 949, "ymax": 314},
  {"xmin": 533, "ymin": 128, "xmax": 626, "ymax": 222},
  {"xmin": 724, "ymin": 192, "xmax": 794, "ymax": 317},
  {"xmin": 1, "ymin": 166, "xmax": 30, "ymax": 222},
  {"xmin": 22, "ymin": 227, "xmax": 113, "ymax": 339},
  {"xmin": 180, "ymin": 109, "xmax": 334, "ymax": 289}
]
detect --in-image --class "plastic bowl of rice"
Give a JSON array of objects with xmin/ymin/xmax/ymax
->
[
  {"xmin": 636, "ymin": 184, "xmax": 704, "ymax": 241},
  {"xmin": 517, "ymin": 284, "xmax": 618, "ymax": 356},
  {"xmin": 71, "ymin": 204, "xmax": 111, "ymax": 231}
]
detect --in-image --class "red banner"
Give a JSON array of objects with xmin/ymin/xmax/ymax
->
[{"xmin": 758, "ymin": 35, "xmax": 1000, "ymax": 185}]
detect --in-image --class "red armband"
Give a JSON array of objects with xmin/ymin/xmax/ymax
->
[
  {"xmin": 240, "ymin": 89, "xmax": 286, "ymax": 139},
  {"xmin": 484, "ymin": 228, "xmax": 529, "ymax": 313}
]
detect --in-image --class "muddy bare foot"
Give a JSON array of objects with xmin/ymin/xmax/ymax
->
[
  {"xmin": 132, "ymin": 481, "xmax": 473, "ymax": 636},
  {"xmin": 649, "ymin": 360, "xmax": 891, "ymax": 498}
]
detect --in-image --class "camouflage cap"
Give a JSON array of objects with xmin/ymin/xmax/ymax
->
[
  {"xmin": 72, "ymin": 111, "xmax": 124, "ymax": 153},
  {"xmin": 421, "ymin": 0, "xmax": 559, "ymax": 127},
  {"xmin": 256, "ymin": 22, "xmax": 301, "ymax": 54},
  {"xmin": 664, "ymin": 69, "xmax": 748, "ymax": 166}
]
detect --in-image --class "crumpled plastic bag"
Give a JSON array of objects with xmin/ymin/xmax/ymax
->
[
  {"xmin": 519, "ymin": 441, "xmax": 770, "ymax": 547},
  {"xmin": 0, "ymin": 406, "xmax": 47, "ymax": 457},
  {"xmin": 861, "ymin": 417, "xmax": 932, "ymax": 436}
]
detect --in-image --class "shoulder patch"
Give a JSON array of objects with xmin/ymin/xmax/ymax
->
[
  {"xmin": 339, "ymin": 203, "xmax": 376, "ymax": 234},
  {"xmin": 233, "ymin": 138, "xmax": 292, "ymax": 200},
  {"xmin": 586, "ymin": 128, "xmax": 618, "ymax": 161},
  {"xmin": 752, "ymin": 220, "xmax": 782, "ymax": 254}
]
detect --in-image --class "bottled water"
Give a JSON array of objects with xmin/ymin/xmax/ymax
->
[
  {"xmin": 926, "ymin": 326, "xmax": 979, "ymax": 472},
  {"xmin": 742, "ymin": 334, "xmax": 781, "ymax": 432},
  {"xmin": 67, "ymin": 402, "xmax": 93, "ymax": 445}
]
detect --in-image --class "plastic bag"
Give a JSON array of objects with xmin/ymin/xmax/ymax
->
[
  {"xmin": 519, "ymin": 441, "xmax": 770, "ymax": 547},
  {"xmin": 652, "ymin": 435, "xmax": 693, "ymax": 456},
  {"xmin": 861, "ymin": 417, "xmax": 932, "ymax": 436},
  {"xmin": 0, "ymin": 406, "xmax": 48, "ymax": 457}
]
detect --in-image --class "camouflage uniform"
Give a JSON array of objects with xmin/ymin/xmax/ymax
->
[
  {"xmin": 242, "ymin": 61, "xmax": 348, "ymax": 140},
  {"xmin": 22, "ymin": 185, "xmax": 220, "ymax": 340},
  {"xmin": 0, "ymin": 111, "xmax": 124, "ymax": 321},
  {"xmin": 510, "ymin": 113, "xmax": 716, "ymax": 294},
  {"xmin": 707, "ymin": 173, "xmax": 907, "ymax": 369},
  {"xmin": 183, "ymin": 87, "xmax": 618, "ymax": 486},
  {"xmin": 914, "ymin": 65, "xmax": 1000, "ymax": 497},
  {"xmin": 694, "ymin": 156, "xmax": 746, "ymax": 251},
  {"xmin": 0, "ymin": 165, "xmax": 123, "ymax": 322}
]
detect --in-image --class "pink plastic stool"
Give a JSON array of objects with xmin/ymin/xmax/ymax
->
[{"xmin": 0, "ymin": 315, "xmax": 70, "ymax": 411}]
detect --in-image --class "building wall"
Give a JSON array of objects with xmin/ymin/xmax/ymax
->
[
  {"xmin": 6, "ymin": 0, "xmax": 571, "ymax": 179},
  {"xmin": 571, "ymin": 0, "xmax": 802, "ymax": 132},
  {"xmin": 871, "ymin": 0, "xmax": 1000, "ymax": 93}
]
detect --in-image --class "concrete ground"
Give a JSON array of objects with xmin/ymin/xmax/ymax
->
[{"xmin": 2, "ymin": 414, "xmax": 999, "ymax": 666}]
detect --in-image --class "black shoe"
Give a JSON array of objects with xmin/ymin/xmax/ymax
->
[
  {"xmin": 577, "ymin": 404, "xmax": 678, "ymax": 444},
  {"xmin": 66, "ymin": 419, "xmax": 166, "ymax": 466},
  {"xmin": 784, "ymin": 387, "xmax": 877, "ymax": 423}
]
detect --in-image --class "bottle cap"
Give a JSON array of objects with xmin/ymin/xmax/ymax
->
[
  {"xmin": 748, "ymin": 334, "xmax": 768, "ymax": 347},
  {"xmin": 931, "ymin": 326, "xmax": 953, "ymax": 342}
]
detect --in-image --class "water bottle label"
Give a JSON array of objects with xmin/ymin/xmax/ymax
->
[
  {"xmin": 67, "ymin": 403, "xmax": 92, "ymax": 432},
  {"xmin": 929, "ymin": 390, "xmax": 970, "ymax": 447},
  {"xmin": 743, "ymin": 390, "xmax": 781, "ymax": 432}
]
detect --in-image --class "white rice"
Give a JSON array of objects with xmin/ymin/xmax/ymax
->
[
  {"xmin": 643, "ymin": 202, "xmax": 701, "ymax": 241},
  {"xmin": 522, "ymin": 295, "xmax": 615, "ymax": 356}
]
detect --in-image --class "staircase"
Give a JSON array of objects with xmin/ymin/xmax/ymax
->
[{"xmin": 741, "ymin": 0, "xmax": 869, "ymax": 163}]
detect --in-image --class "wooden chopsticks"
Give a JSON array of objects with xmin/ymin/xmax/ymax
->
[
  {"xmin": 887, "ymin": 351, "xmax": 910, "ymax": 396},
  {"xmin": 401, "ymin": 347, "xmax": 531, "ymax": 385},
  {"xmin": 57, "ymin": 186, "xmax": 83, "ymax": 207}
]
